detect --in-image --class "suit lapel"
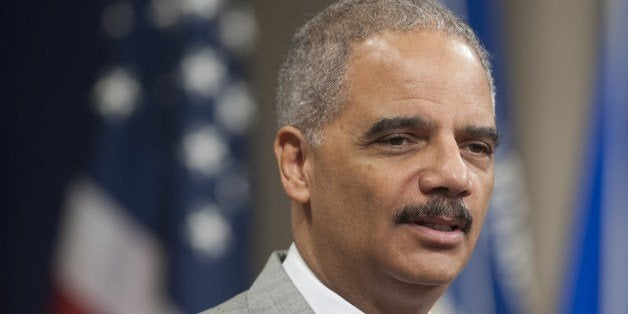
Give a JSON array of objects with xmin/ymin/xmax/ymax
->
[{"xmin": 246, "ymin": 251, "xmax": 314, "ymax": 313}]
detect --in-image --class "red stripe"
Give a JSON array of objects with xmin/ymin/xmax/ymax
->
[{"xmin": 51, "ymin": 287, "xmax": 92, "ymax": 314}]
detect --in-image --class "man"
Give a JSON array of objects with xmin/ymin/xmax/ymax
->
[{"xmin": 206, "ymin": 0, "xmax": 499, "ymax": 312}]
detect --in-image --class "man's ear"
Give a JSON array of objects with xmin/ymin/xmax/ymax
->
[{"xmin": 274, "ymin": 126, "xmax": 311, "ymax": 204}]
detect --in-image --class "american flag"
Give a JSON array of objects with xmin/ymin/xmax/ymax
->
[{"xmin": 53, "ymin": 0, "xmax": 256, "ymax": 312}]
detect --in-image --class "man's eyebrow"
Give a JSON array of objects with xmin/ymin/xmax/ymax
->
[
  {"xmin": 463, "ymin": 125, "xmax": 501, "ymax": 147},
  {"xmin": 363, "ymin": 116, "xmax": 430, "ymax": 138}
]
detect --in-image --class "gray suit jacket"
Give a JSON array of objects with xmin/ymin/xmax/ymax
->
[{"xmin": 202, "ymin": 251, "xmax": 314, "ymax": 313}]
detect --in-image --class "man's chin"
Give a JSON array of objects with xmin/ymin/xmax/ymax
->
[
  {"xmin": 387, "ymin": 254, "xmax": 466, "ymax": 288},
  {"xmin": 398, "ymin": 271, "xmax": 458, "ymax": 287}
]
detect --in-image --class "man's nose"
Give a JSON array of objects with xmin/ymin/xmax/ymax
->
[{"xmin": 418, "ymin": 140, "xmax": 472, "ymax": 198}]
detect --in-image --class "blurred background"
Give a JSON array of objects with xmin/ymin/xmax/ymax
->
[{"xmin": 2, "ymin": 0, "xmax": 626, "ymax": 313}]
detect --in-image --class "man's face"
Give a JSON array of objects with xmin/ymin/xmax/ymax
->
[{"xmin": 304, "ymin": 31, "xmax": 496, "ymax": 288}]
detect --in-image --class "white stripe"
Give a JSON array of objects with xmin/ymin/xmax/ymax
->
[{"xmin": 54, "ymin": 177, "xmax": 176, "ymax": 313}]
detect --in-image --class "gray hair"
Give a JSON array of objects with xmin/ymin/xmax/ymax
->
[{"xmin": 276, "ymin": 0, "xmax": 494, "ymax": 146}]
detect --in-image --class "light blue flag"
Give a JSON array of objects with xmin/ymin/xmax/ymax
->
[
  {"xmin": 562, "ymin": 0, "xmax": 628, "ymax": 313},
  {"xmin": 434, "ymin": 1, "xmax": 537, "ymax": 313}
]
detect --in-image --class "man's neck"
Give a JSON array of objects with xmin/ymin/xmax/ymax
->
[{"xmin": 293, "ymin": 238, "xmax": 444, "ymax": 314}]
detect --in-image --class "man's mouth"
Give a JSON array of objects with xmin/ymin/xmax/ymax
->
[
  {"xmin": 417, "ymin": 222, "xmax": 456, "ymax": 232},
  {"xmin": 414, "ymin": 217, "xmax": 466, "ymax": 233}
]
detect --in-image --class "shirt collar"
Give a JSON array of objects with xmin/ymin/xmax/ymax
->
[{"xmin": 282, "ymin": 243, "xmax": 364, "ymax": 314}]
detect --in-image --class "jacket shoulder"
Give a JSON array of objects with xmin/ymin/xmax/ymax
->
[
  {"xmin": 200, "ymin": 250, "xmax": 313, "ymax": 313},
  {"xmin": 200, "ymin": 291, "xmax": 248, "ymax": 314}
]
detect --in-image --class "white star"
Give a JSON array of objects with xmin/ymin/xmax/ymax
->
[
  {"xmin": 216, "ymin": 81, "xmax": 255, "ymax": 134},
  {"xmin": 182, "ymin": 125, "xmax": 228, "ymax": 177},
  {"xmin": 93, "ymin": 67, "xmax": 141, "ymax": 121},
  {"xmin": 182, "ymin": 0, "xmax": 223, "ymax": 20},
  {"xmin": 180, "ymin": 48, "xmax": 226, "ymax": 97},
  {"xmin": 186, "ymin": 204, "xmax": 233, "ymax": 259},
  {"xmin": 220, "ymin": 6, "xmax": 256, "ymax": 55}
]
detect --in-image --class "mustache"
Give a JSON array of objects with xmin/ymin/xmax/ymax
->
[{"xmin": 393, "ymin": 197, "xmax": 473, "ymax": 233}]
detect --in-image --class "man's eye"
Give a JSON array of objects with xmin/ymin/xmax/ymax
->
[
  {"xmin": 369, "ymin": 134, "xmax": 421, "ymax": 154},
  {"xmin": 385, "ymin": 136, "xmax": 408, "ymax": 146},
  {"xmin": 465, "ymin": 142, "xmax": 493, "ymax": 156}
]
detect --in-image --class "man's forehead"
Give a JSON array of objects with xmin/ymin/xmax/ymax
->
[
  {"xmin": 350, "ymin": 30, "xmax": 475, "ymax": 61},
  {"xmin": 344, "ymin": 30, "xmax": 494, "ymax": 109},
  {"xmin": 341, "ymin": 31, "xmax": 493, "ymax": 109}
]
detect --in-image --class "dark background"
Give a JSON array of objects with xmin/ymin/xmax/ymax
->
[{"xmin": 1, "ymin": 2, "xmax": 104, "ymax": 312}]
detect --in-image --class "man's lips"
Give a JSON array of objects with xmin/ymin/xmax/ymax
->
[
  {"xmin": 403, "ymin": 216, "xmax": 467, "ymax": 246},
  {"xmin": 412, "ymin": 216, "xmax": 467, "ymax": 232}
]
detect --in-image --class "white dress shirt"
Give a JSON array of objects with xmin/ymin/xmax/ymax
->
[{"xmin": 282, "ymin": 243, "xmax": 364, "ymax": 314}]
